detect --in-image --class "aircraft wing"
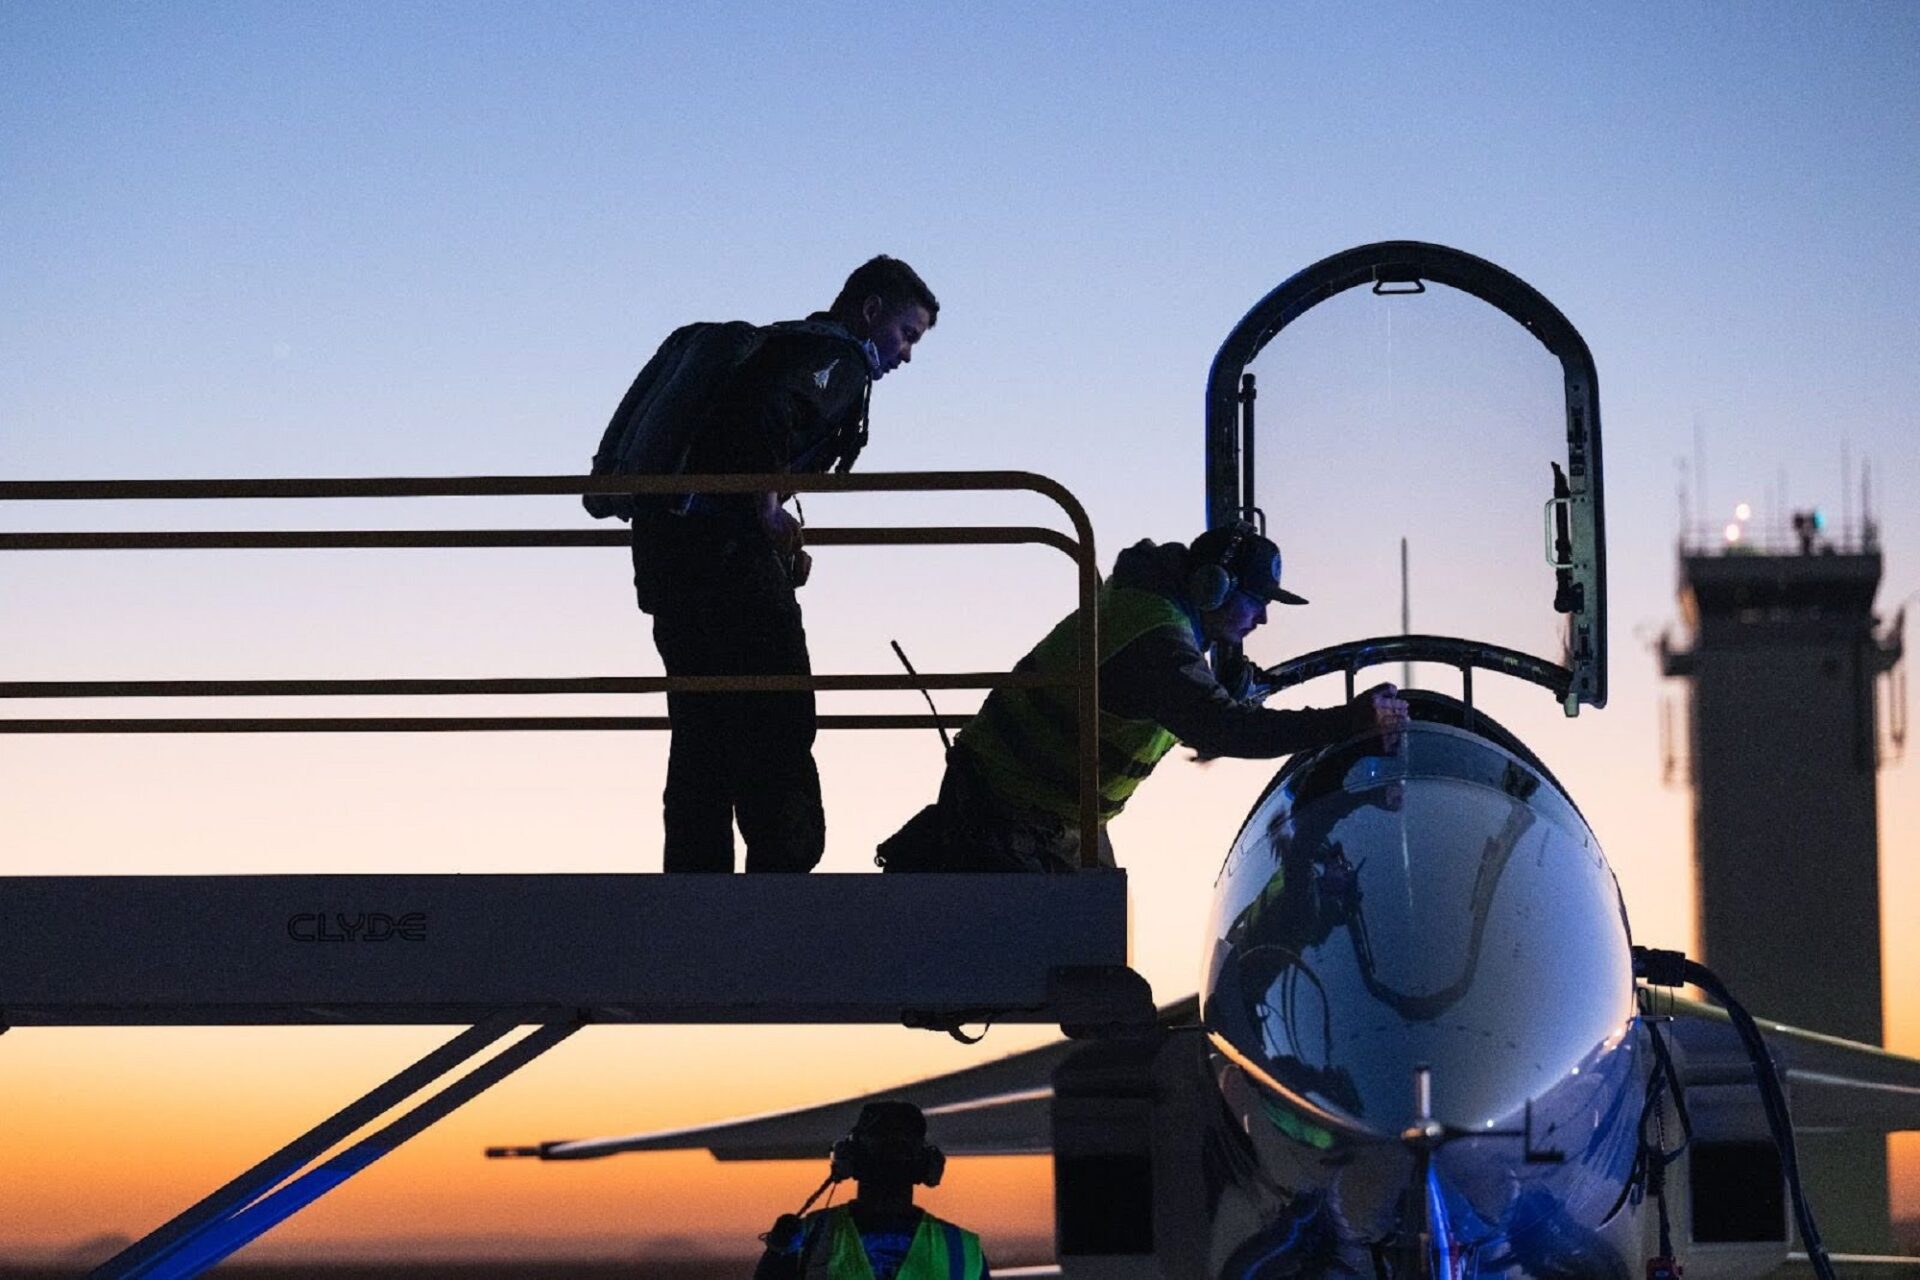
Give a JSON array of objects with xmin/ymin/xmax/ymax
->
[
  {"xmin": 1651, "ymin": 990, "xmax": 1920, "ymax": 1133},
  {"xmin": 488, "ymin": 997, "xmax": 1200, "ymax": 1163}
]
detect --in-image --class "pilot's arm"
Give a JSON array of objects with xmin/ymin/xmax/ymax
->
[{"xmin": 706, "ymin": 337, "xmax": 866, "ymax": 583}]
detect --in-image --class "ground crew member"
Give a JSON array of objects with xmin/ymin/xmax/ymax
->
[
  {"xmin": 636, "ymin": 256, "xmax": 937, "ymax": 872},
  {"xmin": 755, "ymin": 1101, "xmax": 988, "ymax": 1280},
  {"xmin": 877, "ymin": 522, "xmax": 1409, "ymax": 872}
]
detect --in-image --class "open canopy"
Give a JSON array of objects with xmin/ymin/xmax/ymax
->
[{"xmin": 1205, "ymin": 242, "xmax": 1606, "ymax": 714}]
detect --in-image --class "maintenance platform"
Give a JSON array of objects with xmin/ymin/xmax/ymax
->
[{"xmin": 0, "ymin": 468, "xmax": 1147, "ymax": 1279}]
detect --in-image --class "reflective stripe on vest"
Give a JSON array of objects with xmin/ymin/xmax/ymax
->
[
  {"xmin": 953, "ymin": 585, "xmax": 1192, "ymax": 824},
  {"xmin": 798, "ymin": 1207, "xmax": 985, "ymax": 1280}
]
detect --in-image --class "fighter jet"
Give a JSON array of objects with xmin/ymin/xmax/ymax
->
[
  {"xmin": 488, "ymin": 245, "xmax": 1920, "ymax": 1276},
  {"xmin": 486, "ymin": 692, "xmax": 1920, "ymax": 1276}
]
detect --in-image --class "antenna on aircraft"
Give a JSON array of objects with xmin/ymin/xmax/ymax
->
[{"xmin": 1400, "ymin": 536, "xmax": 1412, "ymax": 689}]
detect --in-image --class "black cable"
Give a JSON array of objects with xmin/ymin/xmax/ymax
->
[
  {"xmin": 796, "ymin": 1170, "xmax": 840, "ymax": 1217},
  {"xmin": 889, "ymin": 639, "xmax": 951, "ymax": 753},
  {"xmin": 1642, "ymin": 1014, "xmax": 1694, "ymax": 1147},
  {"xmin": 1648, "ymin": 1073, "xmax": 1675, "ymax": 1261},
  {"xmin": 1684, "ymin": 958, "xmax": 1834, "ymax": 1280},
  {"xmin": 759, "ymin": 1169, "xmax": 841, "ymax": 1256},
  {"xmin": 1600, "ymin": 1017, "xmax": 1691, "ymax": 1232},
  {"xmin": 1633, "ymin": 946, "xmax": 1837, "ymax": 1280}
]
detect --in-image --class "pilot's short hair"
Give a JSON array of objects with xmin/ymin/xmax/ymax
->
[{"xmin": 831, "ymin": 255, "xmax": 939, "ymax": 326}]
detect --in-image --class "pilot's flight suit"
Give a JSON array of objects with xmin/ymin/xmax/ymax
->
[{"xmin": 634, "ymin": 314, "xmax": 873, "ymax": 873}]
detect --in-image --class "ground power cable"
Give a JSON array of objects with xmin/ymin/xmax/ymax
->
[{"xmin": 1632, "ymin": 946, "xmax": 1837, "ymax": 1280}]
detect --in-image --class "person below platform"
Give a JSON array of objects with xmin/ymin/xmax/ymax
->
[{"xmin": 755, "ymin": 1101, "xmax": 988, "ymax": 1280}]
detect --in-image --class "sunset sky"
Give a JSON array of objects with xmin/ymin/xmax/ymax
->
[{"xmin": 3, "ymin": 1, "xmax": 1917, "ymax": 1264}]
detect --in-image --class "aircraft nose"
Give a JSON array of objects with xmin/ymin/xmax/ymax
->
[{"xmin": 1200, "ymin": 723, "xmax": 1635, "ymax": 1138}]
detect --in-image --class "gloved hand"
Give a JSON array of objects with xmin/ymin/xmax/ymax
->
[
  {"xmin": 760, "ymin": 501, "xmax": 810, "ymax": 587},
  {"xmin": 1347, "ymin": 682, "xmax": 1411, "ymax": 752}
]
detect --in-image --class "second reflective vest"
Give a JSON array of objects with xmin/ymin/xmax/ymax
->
[
  {"xmin": 798, "ymin": 1206, "xmax": 985, "ymax": 1280},
  {"xmin": 953, "ymin": 584, "xmax": 1195, "ymax": 824}
]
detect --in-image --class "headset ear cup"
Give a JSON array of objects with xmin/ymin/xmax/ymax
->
[
  {"xmin": 920, "ymin": 1144, "xmax": 946, "ymax": 1188},
  {"xmin": 829, "ymin": 1138, "xmax": 858, "ymax": 1183},
  {"xmin": 1191, "ymin": 520, "xmax": 1257, "ymax": 611},
  {"xmin": 1189, "ymin": 564, "xmax": 1232, "ymax": 612}
]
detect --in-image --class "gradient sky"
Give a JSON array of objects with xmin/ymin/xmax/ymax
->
[{"xmin": 3, "ymin": 1, "xmax": 1917, "ymax": 1262}]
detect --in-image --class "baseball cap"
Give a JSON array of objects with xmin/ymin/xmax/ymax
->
[{"xmin": 1190, "ymin": 524, "xmax": 1309, "ymax": 606}]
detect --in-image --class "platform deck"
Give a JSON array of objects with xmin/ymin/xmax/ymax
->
[{"xmin": 0, "ymin": 872, "xmax": 1143, "ymax": 1030}]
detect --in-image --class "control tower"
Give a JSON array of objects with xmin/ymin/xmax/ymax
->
[{"xmin": 1661, "ymin": 509, "xmax": 1906, "ymax": 1251}]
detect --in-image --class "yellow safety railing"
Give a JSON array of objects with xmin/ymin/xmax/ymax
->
[{"xmin": 0, "ymin": 471, "xmax": 1104, "ymax": 867}]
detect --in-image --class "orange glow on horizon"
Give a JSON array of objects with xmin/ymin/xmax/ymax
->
[{"xmin": 0, "ymin": 1024, "xmax": 1059, "ymax": 1261}]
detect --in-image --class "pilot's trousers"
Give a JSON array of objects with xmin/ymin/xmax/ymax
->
[{"xmin": 637, "ymin": 515, "xmax": 824, "ymax": 873}]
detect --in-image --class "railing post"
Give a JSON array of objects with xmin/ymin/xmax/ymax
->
[
  {"xmin": 1075, "ymin": 545, "xmax": 1100, "ymax": 868},
  {"xmin": 1013, "ymin": 480, "xmax": 1101, "ymax": 871}
]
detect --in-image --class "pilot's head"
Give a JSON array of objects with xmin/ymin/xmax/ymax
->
[
  {"xmin": 829, "ymin": 255, "xmax": 938, "ymax": 378},
  {"xmin": 830, "ymin": 1101, "xmax": 945, "ymax": 1197},
  {"xmin": 1188, "ymin": 523, "xmax": 1308, "ymax": 645}
]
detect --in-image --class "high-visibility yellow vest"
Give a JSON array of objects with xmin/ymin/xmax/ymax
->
[
  {"xmin": 798, "ymin": 1206, "xmax": 985, "ymax": 1280},
  {"xmin": 953, "ymin": 585, "xmax": 1193, "ymax": 824}
]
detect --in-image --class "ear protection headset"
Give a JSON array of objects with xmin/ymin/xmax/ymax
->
[
  {"xmin": 828, "ymin": 1132, "xmax": 947, "ymax": 1188},
  {"xmin": 767, "ymin": 1109, "xmax": 947, "ymax": 1249},
  {"xmin": 1189, "ymin": 520, "xmax": 1257, "ymax": 612}
]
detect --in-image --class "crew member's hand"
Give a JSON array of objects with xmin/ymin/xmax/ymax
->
[{"xmin": 1349, "ymin": 682, "xmax": 1411, "ymax": 750}]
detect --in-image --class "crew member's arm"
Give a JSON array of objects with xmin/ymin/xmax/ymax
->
[{"xmin": 1103, "ymin": 629, "xmax": 1389, "ymax": 759}]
